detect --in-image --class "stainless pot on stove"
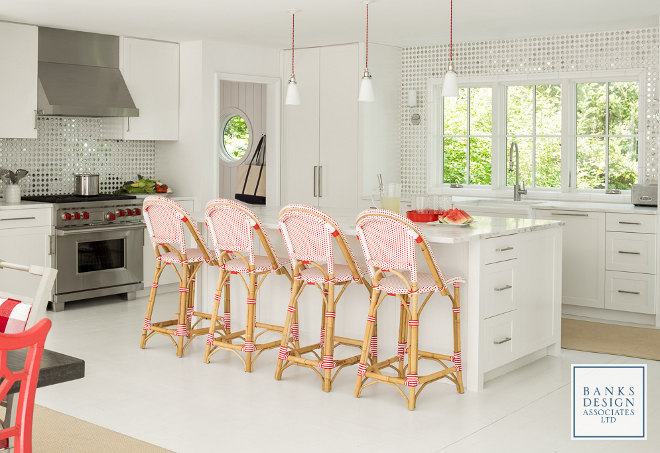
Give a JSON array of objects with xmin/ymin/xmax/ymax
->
[{"xmin": 74, "ymin": 174, "xmax": 99, "ymax": 196}]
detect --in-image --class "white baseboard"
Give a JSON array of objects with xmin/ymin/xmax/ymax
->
[{"xmin": 562, "ymin": 305, "xmax": 656, "ymax": 328}]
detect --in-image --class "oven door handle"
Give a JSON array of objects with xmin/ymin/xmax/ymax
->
[{"xmin": 56, "ymin": 224, "xmax": 146, "ymax": 236}]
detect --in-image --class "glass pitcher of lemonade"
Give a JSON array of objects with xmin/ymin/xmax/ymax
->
[{"xmin": 371, "ymin": 183, "xmax": 402, "ymax": 214}]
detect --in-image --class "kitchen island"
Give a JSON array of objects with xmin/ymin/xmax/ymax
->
[{"xmin": 191, "ymin": 209, "xmax": 564, "ymax": 391}]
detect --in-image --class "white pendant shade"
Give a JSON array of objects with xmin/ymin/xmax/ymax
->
[
  {"xmin": 359, "ymin": 76, "xmax": 374, "ymax": 102},
  {"xmin": 285, "ymin": 80, "xmax": 301, "ymax": 105},
  {"xmin": 442, "ymin": 69, "xmax": 459, "ymax": 97}
]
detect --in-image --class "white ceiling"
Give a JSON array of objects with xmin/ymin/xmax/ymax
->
[{"xmin": 1, "ymin": 0, "xmax": 659, "ymax": 48}]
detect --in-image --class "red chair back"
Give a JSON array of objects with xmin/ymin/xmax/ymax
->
[{"xmin": 0, "ymin": 318, "xmax": 52, "ymax": 453}]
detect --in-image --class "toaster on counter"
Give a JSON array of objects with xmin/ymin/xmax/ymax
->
[{"xmin": 631, "ymin": 184, "xmax": 658, "ymax": 207}]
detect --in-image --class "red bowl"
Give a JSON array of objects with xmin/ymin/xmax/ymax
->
[{"xmin": 406, "ymin": 210, "xmax": 440, "ymax": 222}]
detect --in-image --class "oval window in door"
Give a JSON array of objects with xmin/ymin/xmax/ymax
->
[{"xmin": 222, "ymin": 115, "xmax": 250, "ymax": 160}]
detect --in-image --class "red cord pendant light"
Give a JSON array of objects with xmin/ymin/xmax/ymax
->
[{"xmin": 442, "ymin": 0, "xmax": 459, "ymax": 97}]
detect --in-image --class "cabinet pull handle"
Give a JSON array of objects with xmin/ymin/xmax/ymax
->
[
  {"xmin": 313, "ymin": 166, "xmax": 318, "ymax": 197},
  {"xmin": 495, "ymin": 247, "xmax": 513, "ymax": 252},
  {"xmin": 318, "ymin": 166, "xmax": 322, "ymax": 198},
  {"xmin": 618, "ymin": 290, "xmax": 640, "ymax": 295},
  {"xmin": 550, "ymin": 212, "xmax": 588, "ymax": 217},
  {"xmin": 618, "ymin": 251, "xmax": 641, "ymax": 255},
  {"xmin": 494, "ymin": 285, "xmax": 512, "ymax": 292},
  {"xmin": 127, "ymin": 117, "xmax": 130, "ymax": 132},
  {"xmin": 619, "ymin": 221, "xmax": 641, "ymax": 225},
  {"xmin": 494, "ymin": 337, "xmax": 512, "ymax": 345},
  {"xmin": 0, "ymin": 217, "xmax": 36, "ymax": 221}
]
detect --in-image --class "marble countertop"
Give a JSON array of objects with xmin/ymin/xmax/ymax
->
[
  {"xmin": 191, "ymin": 207, "xmax": 564, "ymax": 244},
  {"xmin": 452, "ymin": 196, "xmax": 657, "ymax": 215},
  {"xmin": 0, "ymin": 200, "xmax": 53, "ymax": 210}
]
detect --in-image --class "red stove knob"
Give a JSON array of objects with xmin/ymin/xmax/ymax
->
[
  {"xmin": 73, "ymin": 212, "xmax": 81, "ymax": 220},
  {"xmin": 106, "ymin": 213, "xmax": 116, "ymax": 221},
  {"xmin": 62, "ymin": 213, "xmax": 72, "ymax": 221},
  {"xmin": 83, "ymin": 212, "xmax": 90, "ymax": 220},
  {"xmin": 126, "ymin": 209, "xmax": 134, "ymax": 216},
  {"xmin": 135, "ymin": 208, "xmax": 142, "ymax": 216},
  {"xmin": 117, "ymin": 209, "xmax": 126, "ymax": 217}
]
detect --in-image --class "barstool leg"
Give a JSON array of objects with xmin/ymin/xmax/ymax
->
[
  {"xmin": 453, "ymin": 285, "xmax": 465, "ymax": 393},
  {"xmin": 407, "ymin": 291, "xmax": 419, "ymax": 410},
  {"xmin": 354, "ymin": 288, "xmax": 380, "ymax": 397},
  {"xmin": 275, "ymin": 279, "xmax": 301, "ymax": 380},
  {"xmin": 186, "ymin": 265, "xmax": 195, "ymax": 335},
  {"xmin": 244, "ymin": 272, "xmax": 257, "ymax": 372},
  {"xmin": 176, "ymin": 263, "xmax": 189, "ymax": 357},
  {"xmin": 397, "ymin": 295, "xmax": 409, "ymax": 378},
  {"xmin": 204, "ymin": 271, "xmax": 226, "ymax": 363},
  {"xmin": 141, "ymin": 262, "xmax": 162, "ymax": 348},
  {"xmin": 322, "ymin": 281, "xmax": 336, "ymax": 392}
]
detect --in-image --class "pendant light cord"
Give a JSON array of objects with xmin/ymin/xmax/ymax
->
[
  {"xmin": 450, "ymin": 0, "xmax": 453, "ymax": 61},
  {"xmin": 365, "ymin": 3, "xmax": 369, "ymax": 69},
  {"xmin": 292, "ymin": 12, "xmax": 295, "ymax": 74}
]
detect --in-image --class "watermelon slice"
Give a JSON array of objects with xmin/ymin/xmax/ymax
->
[
  {"xmin": 439, "ymin": 209, "xmax": 454, "ymax": 223},
  {"xmin": 457, "ymin": 209, "xmax": 474, "ymax": 223},
  {"xmin": 444, "ymin": 209, "xmax": 470, "ymax": 224}
]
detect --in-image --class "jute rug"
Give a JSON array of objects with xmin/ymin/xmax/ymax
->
[
  {"xmin": 562, "ymin": 318, "xmax": 660, "ymax": 361},
  {"xmin": 31, "ymin": 405, "xmax": 174, "ymax": 452}
]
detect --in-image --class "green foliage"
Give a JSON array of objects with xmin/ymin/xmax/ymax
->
[{"xmin": 223, "ymin": 116, "xmax": 249, "ymax": 159}]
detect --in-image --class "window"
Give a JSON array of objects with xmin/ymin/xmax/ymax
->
[
  {"xmin": 576, "ymin": 81, "xmax": 639, "ymax": 190},
  {"xmin": 222, "ymin": 115, "xmax": 250, "ymax": 160},
  {"xmin": 506, "ymin": 85, "xmax": 562, "ymax": 188},
  {"xmin": 442, "ymin": 87, "xmax": 493, "ymax": 185}
]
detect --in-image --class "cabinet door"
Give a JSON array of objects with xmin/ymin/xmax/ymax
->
[
  {"xmin": 0, "ymin": 226, "xmax": 50, "ymax": 297},
  {"xmin": 318, "ymin": 44, "xmax": 359, "ymax": 210},
  {"xmin": 281, "ymin": 48, "xmax": 320, "ymax": 207},
  {"xmin": 120, "ymin": 38, "xmax": 179, "ymax": 140},
  {"xmin": 535, "ymin": 210, "xmax": 605, "ymax": 308},
  {"xmin": 0, "ymin": 22, "xmax": 38, "ymax": 139},
  {"xmin": 518, "ymin": 228, "xmax": 561, "ymax": 356}
]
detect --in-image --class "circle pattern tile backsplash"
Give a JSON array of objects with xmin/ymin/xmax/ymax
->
[
  {"xmin": 0, "ymin": 117, "xmax": 155, "ymax": 197},
  {"xmin": 401, "ymin": 27, "xmax": 659, "ymax": 195}
]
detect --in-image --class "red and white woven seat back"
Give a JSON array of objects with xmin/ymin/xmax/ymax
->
[
  {"xmin": 279, "ymin": 206, "xmax": 337, "ymax": 273},
  {"xmin": 356, "ymin": 210, "xmax": 419, "ymax": 282},
  {"xmin": 143, "ymin": 196, "xmax": 189, "ymax": 253},
  {"xmin": 205, "ymin": 201, "xmax": 256, "ymax": 264}
]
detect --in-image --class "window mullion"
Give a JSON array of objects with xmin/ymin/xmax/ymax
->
[
  {"xmin": 605, "ymin": 81, "xmax": 610, "ymax": 189},
  {"xmin": 532, "ymin": 85, "xmax": 537, "ymax": 188},
  {"xmin": 466, "ymin": 88, "xmax": 471, "ymax": 185}
]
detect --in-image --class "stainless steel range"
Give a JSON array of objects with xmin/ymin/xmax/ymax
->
[{"xmin": 22, "ymin": 194, "xmax": 145, "ymax": 311}]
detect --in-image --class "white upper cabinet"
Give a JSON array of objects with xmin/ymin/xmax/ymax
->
[
  {"xmin": 0, "ymin": 22, "xmax": 38, "ymax": 139},
  {"xmin": 120, "ymin": 38, "xmax": 179, "ymax": 140}
]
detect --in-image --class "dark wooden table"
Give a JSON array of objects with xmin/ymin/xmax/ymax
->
[{"xmin": 6, "ymin": 348, "xmax": 85, "ymax": 394}]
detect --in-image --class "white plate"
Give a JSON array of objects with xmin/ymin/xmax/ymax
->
[{"xmin": 424, "ymin": 221, "xmax": 475, "ymax": 228}]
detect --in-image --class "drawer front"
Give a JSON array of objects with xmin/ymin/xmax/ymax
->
[
  {"xmin": 483, "ymin": 311, "xmax": 516, "ymax": 372},
  {"xmin": 483, "ymin": 260, "xmax": 517, "ymax": 319},
  {"xmin": 606, "ymin": 232, "xmax": 656, "ymax": 274},
  {"xmin": 482, "ymin": 234, "xmax": 519, "ymax": 265},
  {"xmin": 605, "ymin": 271, "xmax": 656, "ymax": 314},
  {"xmin": 606, "ymin": 213, "xmax": 656, "ymax": 234},
  {"xmin": 0, "ymin": 208, "xmax": 51, "ymax": 229}
]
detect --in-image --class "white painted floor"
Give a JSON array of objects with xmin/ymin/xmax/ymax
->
[{"xmin": 37, "ymin": 293, "xmax": 659, "ymax": 453}]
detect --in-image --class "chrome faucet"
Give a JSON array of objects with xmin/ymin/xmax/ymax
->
[{"xmin": 508, "ymin": 141, "xmax": 527, "ymax": 202}]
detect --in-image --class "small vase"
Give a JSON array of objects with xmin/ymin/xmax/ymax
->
[{"xmin": 4, "ymin": 184, "xmax": 21, "ymax": 203}]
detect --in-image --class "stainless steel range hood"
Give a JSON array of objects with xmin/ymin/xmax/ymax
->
[{"xmin": 37, "ymin": 27, "xmax": 139, "ymax": 117}]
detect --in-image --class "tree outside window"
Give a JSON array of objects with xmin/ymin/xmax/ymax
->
[
  {"xmin": 506, "ymin": 85, "xmax": 562, "ymax": 188},
  {"xmin": 576, "ymin": 81, "xmax": 638, "ymax": 190},
  {"xmin": 442, "ymin": 87, "xmax": 493, "ymax": 185},
  {"xmin": 222, "ymin": 115, "xmax": 250, "ymax": 159}
]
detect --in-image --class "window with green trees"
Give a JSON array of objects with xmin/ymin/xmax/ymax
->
[
  {"xmin": 443, "ymin": 87, "xmax": 493, "ymax": 185},
  {"xmin": 576, "ymin": 81, "xmax": 639, "ymax": 190},
  {"xmin": 506, "ymin": 85, "xmax": 562, "ymax": 188},
  {"xmin": 222, "ymin": 115, "xmax": 250, "ymax": 160}
]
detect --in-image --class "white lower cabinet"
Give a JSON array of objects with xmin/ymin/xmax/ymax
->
[
  {"xmin": 605, "ymin": 232, "xmax": 655, "ymax": 274},
  {"xmin": 605, "ymin": 271, "xmax": 655, "ymax": 314},
  {"xmin": 483, "ymin": 259, "xmax": 517, "ymax": 319},
  {"xmin": 0, "ymin": 207, "xmax": 52, "ymax": 297},
  {"xmin": 483, "ymin": 311, "xmax": 516, "ymax": 372}
]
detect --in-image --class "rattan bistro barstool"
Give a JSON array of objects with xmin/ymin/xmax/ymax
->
[
  {"xmin": 203, "ymin": 199, "xmax": 293, "ymax": 372},
  {"xmin": 354, "ymin": 209, "xmax": 465, "ymax": 410},
  {"xmin": 141, "ymin": 196, "xmax": 219, "ymax": 357},
  {"xmin": 275, "ymin": 205, "xmax": 373, "ymax": 392}
]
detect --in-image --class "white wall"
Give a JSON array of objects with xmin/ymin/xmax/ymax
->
[
  {"xmin": 156, "ymin": 40, "xmax": 280, "ymax": 208},
  {"xmin": 219, "ymin": 81, "xmax": 268, "ymax": 199}
]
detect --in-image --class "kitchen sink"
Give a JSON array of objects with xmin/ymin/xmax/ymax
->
[{"xmin": 457, "ymin": 199, "xmax": 547, "ymax": 207}]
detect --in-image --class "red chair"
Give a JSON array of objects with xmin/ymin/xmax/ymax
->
[{"xmin": 0, "ymin": 318, "xmax": 52, "ymax": 453}]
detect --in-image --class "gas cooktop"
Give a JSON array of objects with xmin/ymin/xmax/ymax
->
[{"xmin": 22, "ymin": 194, "xmax": 137, "ymax": 204}]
